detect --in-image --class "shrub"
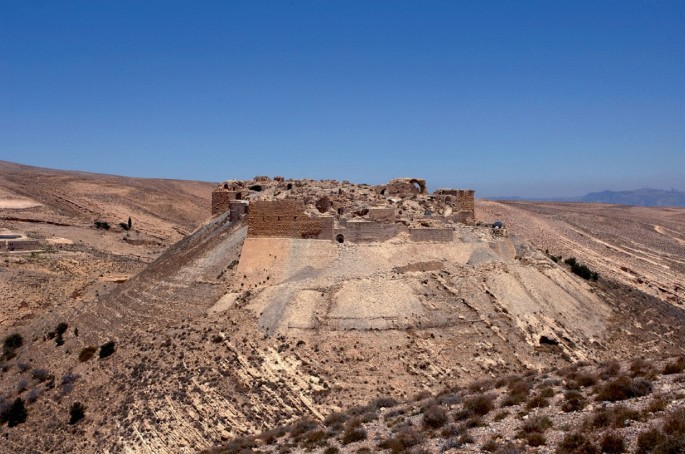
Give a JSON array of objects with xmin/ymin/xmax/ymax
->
[
  {"xmin": 595, "ymin": 375, "xmax": 652, "ymax": 402},
  {"xmin": 662, "ymin": 357, "xmax": 685, "ymax": 375},
  {"xmin": 630, "ymin": 358, "xmax": 654, "ymax": 378},
  {"xmin": 69, "ymin": 402, "xmax": 86, "ymax": 425},
  {"xmin": 423, "ymin": 405, "xmax": 448, "ymax": 429},
  {"xmin": 3, "ymin": 333, "xmax": 23, "ymax": 358},
  {"xmin": 99, "ymin": 341, "xmax": 116, "ymax": 358},
  {"xmin": 341, "ymin": 427, "xmax": 367, "ymax": 445},
  {"xmin": 94, "ymin": 221, "xmax": 110, "ymax": 230},
  {"xmin": 377, "ymin": 427, "xmax": 421, "ymax": 453},
  {"xmin": 289, "ymin": 418, "xmax": 318, "ymax": 439},
  {"xmin": 596, "ymin": 405, "xmax": 640, "ymax": 428},
  {"xmin": 518, "ymin": 415, "xmax": 552, "ymax": 447},
  {"xmin": 600, "ymin": 431, "xmax": 625, "ymax": 453},
  {"xmin": 323, "ymin": 448, "xmax": 339, "ymax": 454},
  {"xmin": 79, "ymin": 346, "xmax": 97, "ymax": 362},
  {"xmin": 645, "ymin": 395, "xmax": 668, "ymax": 414},
  {"xmin": 635, "ymin": 428, "xmax": 662, "ymax": 454},
  {"xmin": 557, "ymin": 432, "xmax": 598, "ymax": 454},
  {"xmin": 462, "ymin": 393, "xmax": 494, "ymax": 417},
  {"xmin": 564, "ymin": 257, "xmax": 577, "ymax": 267},
  {"xmin": 599, "ymin": 360, "xmax": 621, "ymax": 379},
  {"xmin": 526, "ymin": 394, "xmax": 550, "ymax": 409},
  {"xmin": 493, "ymin": 410, "xmax": 509, "ymax": 421},
  {"xmin": 501, "ymin": 378, "xmax": 532, "ymax": 407},
  {"xmin": 0, "ymin": 398, "xmax": 27, "ymax": 427},
  {"xmin": 55, "ymin": 322, "xmax": 68, "ymax": 336},
  {"xmin": 324, "ymin": 411, "xmax": 348, "ymax": 431},
  {"xmin": 561, "ymin": 390, "xmax": 587, "ymax": 412}
]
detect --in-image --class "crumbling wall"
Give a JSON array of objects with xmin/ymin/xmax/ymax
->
[
  {"xmin": 229, "ymin": 200, "xmax": 249, "ymax": 222},
  {"xmin": 212, "ymin": 190, "xmax": 248, "ymax": 215},
  {"xmin": 434, "ymin": 188, "xmax": 475, "ymax": 223},
  {"xmin": 3, "ymin": 240, "xmax": 41, "ymax": 252},
  {"xmin": 368, "ymin": 207, "xmax": 396, "ymax": 223},
  {"xmin": 248, "ymin": 200, "xmax": 333, "ymax": 240},
  {"xmin": 385, "ymin": 178, "xmax": 427, "ymax": 196},
  {"xmin": 409, "ymin": 228, "xmax": 453, "ymax": 242}
]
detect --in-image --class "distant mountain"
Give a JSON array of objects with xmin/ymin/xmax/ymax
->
[
  {"xmin": 578, "ymin": 188, "xmax": 685, "ymax": 207},
  {"xmin": 488, "ymin": 188, "xmax": 685, "ymax": 207}
]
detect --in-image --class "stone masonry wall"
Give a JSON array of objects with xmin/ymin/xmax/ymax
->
[
  {"xmin": 409, "ymin": 228, "xmax": 454, "ymax": 242},
  {"xmin": 248, "ymin": 200, "xmax": 334, "ymax": 240},
  {"xmin": 368, "ymin": 207, "xmax": 396, "ymax": 223},
  {"xmin": 336, "ymin": 221, "xmax": 398, "ymax": 243}
]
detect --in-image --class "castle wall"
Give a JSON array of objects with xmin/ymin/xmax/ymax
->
[
  {"xmin": 434, "ymin": 188, "xmax": 475, "ymax": 224},
  {"xmin": 212, "ymin": 190, "xmax": 246, "ymax": 215},
  {"xmin": 335, "ymin": 221, "xmax": 398, "ymax": 243},
  {"xmin": 368, "ymin": 207, "xmax": 396, "ymax": 223},
  {"xmin": 248, "ymin": 200, "xmax": 334, "ymax": 240},
  {"xmin": 409, "ymin": 228, "xmax": 453, "ymax": 242},
  {"xmin": 229, "ymin": 200, "xmax": 249, "ymax": 222}
]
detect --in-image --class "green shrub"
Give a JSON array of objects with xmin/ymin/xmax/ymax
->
[{"xmin": 69, "ymin": 402, "xmax": 85, "ymax": 425}]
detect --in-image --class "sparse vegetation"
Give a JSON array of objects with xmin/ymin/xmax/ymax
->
[
  {"xmin": 3, "ymin": 333, "xmax": 23, "ymax": 359},
  {"xmin": 99, "ymin": 340, "xmax": 116, "ymax": 358},
  {"xmin": 0, "ymin": 398, "xmax": 27, "ymax": 427},
  {"xmin": 94, "ymin": 220, "xmax": 110, "ymax": 230},
  {"xmin": 79, "ymin": 346, "xmax": 97, "ymax": 362},
  {"xmin": 595, "ymin": 375, "xmax": 652, "ymax": 402},
  {"xmin": 69, "ymin": 402, "xmax": 86, "ymax": 425},
  {"xmin": 564, "ymin": 256, "xmax": 599, "ymax": 281}
]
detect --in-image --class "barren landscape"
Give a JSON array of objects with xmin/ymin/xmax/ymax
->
[{"xmin": 1, "ymin": 162, "xmax": 684, "ymax": 453}]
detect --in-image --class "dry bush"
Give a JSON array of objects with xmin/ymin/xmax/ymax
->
[
  {"xmin": 600, "ymin": 431, "xmax": 625, "ymax": 453},
  {"xmin": 517, "ymin": 415, "xmax": 552, "ymax": 447},
  {"xmin": 79, "ymin": 346, "xmax": 97, "ymax": 362},
  {"xmin": 468, "ymin": 378, "xmax": 495, "ymax": 393},
  {"xmin": 501, "ymin": 378, "xmax": 532, "ymax": 407},
  {"xmin": 595, "ymin": 375, "xmax": 652, "ymax": 402},
  {"xmin": 377, "ymin": 426, "xmax": 421, "ymax": 453},
  {"xmin": 422, "ymin": 404, "xmax": 448, "ymax": 429},
  {"xmin": 482, "ymin": 435, "xmax": 501, "ymax": 452},
  {"xmin": 460, "ymin": 393, "xmax": 495, "ymax": 418},
  {"xmin": 662, "ymin": 356, "xmax": 685, "ymax": 375},
  {"xmin": 493, "ymin": 410, "xmax": 510, "ymax": 421},
  {"xmin": 561, "ymin": 390, "xmax": 587, "ymax": 412},
  {"xmin": 340, "ymin": 427, "xmax": 366, "ymax": 445},
  {"xmin": 586, "ymin": 404, "xmax": 641, "ymax": 429},
  {"xmin": 556, "ymin": 432, "xmax": 598, "ymax": 454},
  {"xmin": 323, "ymin": 411, "xmax": 347, "ymax": 432},
  {"xmin": 644, "ymin": 394, "xmax": 668, "ymax": 414},
  {"xmin": 599, "ymin": 360, "xmax": 621, "ymax": 380},
  {"xmin": 289, "ymin": 418, "xmax": 318, "ymax": 439},
  {"xmin": 538, "ymin": 386, "xmax": 556, "ymax": 398},
  {"xmin": 526, "ymin": 394, "xmax": 550, "ymax": 410}
]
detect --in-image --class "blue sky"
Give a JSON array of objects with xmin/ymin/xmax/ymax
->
[{"xmin": 1, "ymin": 1, "xmax": 683, "ymax": 197}]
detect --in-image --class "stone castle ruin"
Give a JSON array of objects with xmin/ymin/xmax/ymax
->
[{"xmin": 212, "ymin": 177, "xmax": 474, "ymax": 243}]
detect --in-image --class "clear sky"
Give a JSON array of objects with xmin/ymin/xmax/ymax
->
[{"xmin": 1, "ymin": 1, "xmax": 683, "ymax": 197}]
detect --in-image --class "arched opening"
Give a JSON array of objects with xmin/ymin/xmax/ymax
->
[
  {"xmin": 223, "ymin": 183, "xmax": 229, "ymax": 189},
  {"xmin": 286, "ymin": 183, "xmax": 293, "ymax": 190},
  {"xmin": 336, "ymin": 234, "xmax": 345, "ymax": 244},
  {"xmin": 380, "ymin": 188, "xmax": 386, "ymax": 196},
  {"xmin": 235, "ymin": 192, "xmax": 242, "ymax": 200},
  {"xmin": 249, "ymin": 184, "xmax": 262, "ymax": 192},
  {"xmin": 409, "ymin": 179, "xmax": 426, "ymax": 193}
]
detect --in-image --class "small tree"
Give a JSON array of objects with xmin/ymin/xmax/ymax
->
[
  {"xmin": 3, "ymin": 333, "xmax": 23, "ymax": 359},
  {"xmin": 69, "ymin": 402, "xmax": 86, "ymax": 425}
]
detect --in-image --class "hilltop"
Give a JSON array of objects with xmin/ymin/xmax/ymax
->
[{"xmin": 1, "ymin": 167, "xmax": 684, "ymax": 453}]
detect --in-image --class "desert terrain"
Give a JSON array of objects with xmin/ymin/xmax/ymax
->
[{"xmin": 1, "ymin": 163, "xmax": 684, "ymax": 453}]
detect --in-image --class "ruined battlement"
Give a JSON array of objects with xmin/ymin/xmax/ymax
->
[{"xmin": 212, "ymin": 177, "xmax": 475, "ymax": 243}]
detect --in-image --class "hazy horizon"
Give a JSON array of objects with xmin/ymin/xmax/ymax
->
[{"xmin": 2, "ymin": 1, "xmax": 683, "ymax": 198}]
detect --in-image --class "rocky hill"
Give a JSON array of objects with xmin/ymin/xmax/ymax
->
[{"xmin": 1, "ymin": 169, "xmax": 685, "ymax": 453}]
